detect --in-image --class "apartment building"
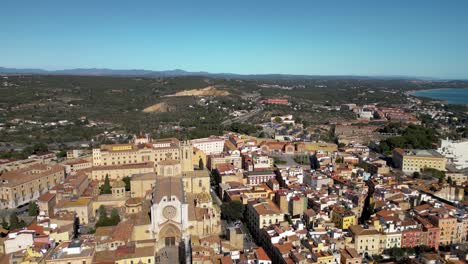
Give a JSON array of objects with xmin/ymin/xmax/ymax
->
[
  {"xmin": 349, "ymin": 225, "xmax": 381, "ymax": 255},
  {"xmin": 0, "ymin": 164, "xmax": 65, "ymax": 209},
  {"xmin": 45, "ymin": 239, "xmax": 95, "ymax": 264},
  {"xmin": 331, "ymin": 207, "xmax": 358, "ymax": 230},
  {"xmin": 393, "ymin": 148, "xmax": 447, "ymax": 173},
  {"xmin": 246, "ymin": 199, "xmax": 284, "ymax": 240},
  {"xmin": 428, "ymin": 214, "xmax": 458, "ymax": 245},
  {"xmin": 340, "ymin": 247, "xmax": 361, "ymax": 264}
]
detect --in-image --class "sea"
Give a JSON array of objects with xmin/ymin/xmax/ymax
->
[{"xmin": 410, "ymin": 88, "xmax": 468, "ymax": 105}]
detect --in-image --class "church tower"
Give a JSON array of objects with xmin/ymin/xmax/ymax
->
[{"xmin": 180, "ymin": 141, "xmax": 194, "ymax": 172}]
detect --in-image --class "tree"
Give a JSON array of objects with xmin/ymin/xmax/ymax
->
[
  {"xmin": 96, "ymin": 206, "xmax": 120, "ymax": 228},
  {"xmin": 28, "ymin": 201, "xmax": 39, "ymax": 216},
  {"xmin": 388, "ymin": 247, "xmax": 405, "ymax": 260},
  {"xmin": 100, "ymin": 175, "xmax": 112, "ymax": 194},
  {"xmin": 198, "ymin": 157, "xmax": 204, "ymax": 170},
  {"xmin": 110, "ymin": 208, "xmax": 121, "ymax": 225},
  {"xmin": 96, "ymin": 205, "xmax": 109, "ymax": 227},
  {"xmin": 9, "ymin": 213, "xmax": 24, "ymax": 230},
  {"xmin": 309, "ymin": 154, "xmax": 320, "ymax": 170},
  {"xmin": 413, "ymin": 172, "xmax": 421, "ymax": 179},
  {"xmin": 221, "ymin": 201, "xmax": 244, "ymax": 222},
  {"xmin": 98, "ymin": 205, "xmax": 107, "ymax": 217},
  {"xmin": 73, "ymin": 216, "xmax": 80, "ymax": 239},
  {"xmin": 56, "ymin": 150, "xmax": 67, "ymax": 158},
  {"xmin": 122, "ymin": 176, "xmax": 131, "ymax": 191},
  {"xmin": 447, "ymin": 176, "xmax": 452, "ymax": 185},
  {"xmin": 273, "ymin": 117, "xmax": 282, "ymax": 123},
  {"xmin": 1, "ymin": 217, "xmax": 8, "ymax": 230}
]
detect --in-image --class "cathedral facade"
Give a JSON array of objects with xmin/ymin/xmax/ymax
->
[{"xmin": 150, "ymin": 156, "xmax": 220, "ymax": 263}]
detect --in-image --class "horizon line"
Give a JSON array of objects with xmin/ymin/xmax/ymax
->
[{"xmin": 0, "ymin": 65, "xmax": 467, "ymax": 81}]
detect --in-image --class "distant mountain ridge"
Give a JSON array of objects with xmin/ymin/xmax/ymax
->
[{"xmin": 0, "ymin": 66, "xmax": 455, "ymax": 81}]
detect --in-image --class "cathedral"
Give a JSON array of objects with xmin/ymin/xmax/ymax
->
[{"xmin": 150, "ymin": 150, "xmax": 220, "ymax": 263}]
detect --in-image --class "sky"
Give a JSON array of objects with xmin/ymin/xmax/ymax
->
[{"xmin": 1, "ymin": 0, "xmax": 468, "ymax": 79}]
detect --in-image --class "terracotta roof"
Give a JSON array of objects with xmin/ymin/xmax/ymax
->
[
  {"xmin": 251, "ymin": 199, "xmax": 281, "ymax": 215},
  {"xmin": 274, "ymin": 241, "xmax": 293, "ymax": 254},
  {"xmin": 0, "ymin": 164, "xmax": 64, "ymax": 187},
  {"xmin": 38, "ymin": 192, "xmax": 56, "ymax": 202}
]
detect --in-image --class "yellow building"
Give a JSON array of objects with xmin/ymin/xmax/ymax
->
[
  {"xmin": 313, "ymin": 250, "xmax": 336, "ymax": 264},
  {"xmin": 0, "ymin": 164, "xmax": 65, "ymax": 209},
  {"xmin": 331, "ymin": 207, "xmax": 358, "ymax": 230},
  {"xmin": 49, "ymin": 229, "xmax": 71, "ymax": 244},
  {"xmin": 393, "ymin": 148, "xmax": 446, "ymax": 173}
]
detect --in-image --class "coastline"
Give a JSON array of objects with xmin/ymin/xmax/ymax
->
[{"xmin": 406, "ymin": 87, "xmax": 468, "ymax": 105}]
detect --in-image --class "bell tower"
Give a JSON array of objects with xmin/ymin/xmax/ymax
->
[{"xmin": 180, "ymin": 140, "xmax": 194, "ymax": 172}]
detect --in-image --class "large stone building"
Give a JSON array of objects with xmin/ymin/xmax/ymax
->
[
  {"xmin": 0, "ymin": 164, "xmax": 65, "ymax": 209},
  {"xmin": 393, "ymin": 148, "xmax": 447, "ymax": 173},
  {"xmin": 91, "ymin": 136, "xmax": 194, "ymax": 181},
  {"xmin": 150, "ymin": 157, "xmax": 220, "ymax": 263}
]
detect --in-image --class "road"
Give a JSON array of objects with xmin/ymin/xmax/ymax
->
[
  {"xmin": 210, "ymin": 188, "xmax": 222, "ymax": 207},
  {"xmin": 221, "ymin": 107, "xmax": 263, "ymax": 126}
]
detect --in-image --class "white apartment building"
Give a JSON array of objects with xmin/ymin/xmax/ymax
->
[
  {"xmin": 190, "ymin": 137, "xmax": 225, "ymax": 155},
  {"xmin": 438, "ymin": 138, "xmax": 468, "ymax": 169}
]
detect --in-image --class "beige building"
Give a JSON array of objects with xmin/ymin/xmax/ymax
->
[
  {"xmin": 91, "ymin": 162, "xmax": 155, "ymax": 181},
  {"xmin": 246, "ymin": 199, "xmax": 284, "ymax": 240},
  {"xmin": 393, "ymin": 148, "xmax": 446, "ymax": 173},
  {"xmin": 190, "ymin": 136, "xmax": 225, "ymax": 155},
  {"xmin": 0, "ymin": 164, "xmax": 65, "ymax": 209},
  {"xmin": 63, "ymin": 158, "xmax": 92, "ymax": 174},
  {"xmin": 130, "ymin": 172, "xmax": 156, "ymax": 198},
  {"xmin": 349, "ymin": 225, "xmax": 381, "ymax": 255},
  {"xmin": 428, "ymin": 214, "xmax": 457, "ymax": 245},
  {"xmin": 381, "ymin": 232, "xmax": 402, "ymax": 250},
  {"xmin": 115, "ymin": 246, "xmax": 155, "ymax": 264},
  {"xmin": 37, "ymin": 192, "xmax": 56, "ymax": 216},
  {"xmin": 92, "ymin": 136, "xmax": 194, "ymax": 173},
  {"xmin": 45, "ymin": 239, "xmax": 94, "ymax": 264},
  {"xmin": 54, "ymin": 198, "xmax": 93, "ymax": 224},
  {"xmin": 208, "ymin": 150, "xmax": 242, "ymax": 170},
  {"xmin": 445, "ymin": 172, "xmax": 467, "ymax": 186}
]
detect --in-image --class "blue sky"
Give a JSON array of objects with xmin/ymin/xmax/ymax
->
[{"xmin": 1, "ymin": 0, "xmax": 468, "ymax": 79}]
